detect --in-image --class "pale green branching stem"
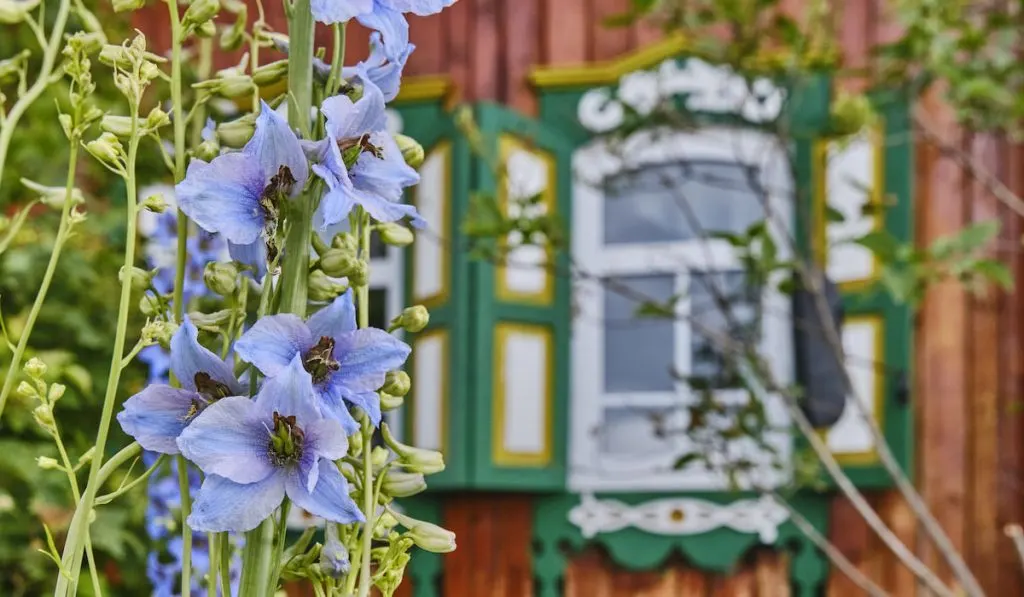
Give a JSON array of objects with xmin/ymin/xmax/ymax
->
[{"xmin": 356, "ymin": 208, "xmax": 374, "ymax": 597}]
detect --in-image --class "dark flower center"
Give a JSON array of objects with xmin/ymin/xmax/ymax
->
[
  {"xmin": 194, "ymin": 372, "xmax": 232, "ymax": 401},
  {"xmin": 337, "ymin": 134, "xmax": 383, "ymax": 167},
  {"xmin": 258, "ymin": 165, "xmax": 294, "ymax": 267},
  {"xmin": 302, "ymin": 336, "xmax": 340, "ymax": 384},
  {"xmin": 268, "ymin": 411, "xmax": 305, "ymax": 466},
  {"xmin": 181, "ymin": 399, "xmax": 204, "ymax": 423}
]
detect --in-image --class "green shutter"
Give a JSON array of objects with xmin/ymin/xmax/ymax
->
[
  {"xmin": 392, "ymin": 100, "xmax": 472, "ymax": 489},
  {"xmin": 804, "ymin": 87, "xmax": 914, "ymax": 487},
  {"xmin": 464, "ymin": 103, "xmax": 573, "ymax": 490}
]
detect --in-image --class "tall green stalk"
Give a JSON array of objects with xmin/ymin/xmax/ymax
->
[
  {"xmin": 356, "ymin": 210, "xmax": 374, "ymax": 597},
  {"xmin": 168, "ymin": 0, "xmax": 189, "ymax": 321},
  {"xmin": 54, "ymin": 98, "xmax": 143, "ymax": 597}
]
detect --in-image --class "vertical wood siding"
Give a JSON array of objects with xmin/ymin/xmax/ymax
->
[{"xmin": 134, "ymin": 0, "xmax": 1024, "ymax": 594}]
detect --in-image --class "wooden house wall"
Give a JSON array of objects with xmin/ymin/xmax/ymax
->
[{"xmin": 134, "ymin": 0, "xmax": 1024, "ymax": 595}]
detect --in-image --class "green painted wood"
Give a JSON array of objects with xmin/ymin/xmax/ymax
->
[
  {"xmin": 465, "ymin": 102, "xmax": 574, "ymax": 491},
  {"xmin": 393, "ymin": 101, "xmax": 472, "ymax": 489}
]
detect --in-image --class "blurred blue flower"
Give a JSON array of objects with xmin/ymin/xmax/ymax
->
[
  {"xmin": 342, "ymin": 32, "xmax": 414, "ymax": 102},
  {"xmin": 311, "ymin": 0, "xmax": 456, "ymax": 60},
  {"xmin": 235, "ymin": 291, "xmax": 410, "ymax": 432},
  {"xmin": 178, "ymin": 356, "xmax": 363, "ymax": 532},
  {"xmin": 118, "ymin": 318, "xmax": 246, "ymax": 454},
  {"xmin": 320, "ymin": 524, "xmax": 350, "ymax": 578}
]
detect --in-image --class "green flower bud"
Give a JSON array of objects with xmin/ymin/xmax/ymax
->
[
  {"xmin": 37, "ymin": 456, "xmax": 62, "ymax": 470},
  {"xmin": 111, "ymin": 0, "xmax": 146, "ymax": 13},
  {"xmin": 24, "ymin": 357, "xmax": 47, "ymax": 379},
  {"xmin": 382, "ymin": 370, "xmax": 410, "ymax": 397},
  {"xmin": 204, "ymin": 262, "xmax": 239, "ymax": 296},
  {"xmin": 381, "ymin": 423, "xmax": 444, "ymax": 475},
  {"xmin": 390, "ymin": 305, "xmax": 429, "ymax": 333},
  {"xmin": 16, "ymin": 381, "xmax": 37, "ymax": 399},
  {"xmin": 378, "ymin": 222, "xmax": 414, "ymax": 247},
  {"xmin": 77, "ymin": 446, "xmax": 95, "ymax": 466},
  {"xmin": 309, "ymin": 270, "xmax": 348, "ymax": 302},
  {"xmin": 141, "ymin": 193, "xmax": 168, "ymax": 213},
  {"xmin": 217, "ymin": 113, "xmax": 257, "ymax": 148},
  {"xmin": 371, "ymin": 446, "xmax": 390, "ymax": 469},
  {"xmin": 145, "ymin": 107, "xmax": 171, "ymax": 130},
  {"xmin": 394, "ymin": 134, "xmax": 424, "ymax": 169},
  {"xmin": 98, "ymin": 44, "xmax": 166, "ymax": 69},
  {"xmin": 252, "ymin": 59, "xmax": 289, "ymax": 87},
  {"xmin": 390, "ymin": 509, "xmax": 456, "ymax": 554},
  {"xmin": 0, "ymin": 0, "xmax": 41, "ymax": 24},
  {"xmin": 142, "ymin": 320, "xmax": 178, "ymax": 346},
  {"xmin": 347, "ymin": 261, "xmax": 369, "ymax": 287},
  {"xmin": 21, "ymin": 178, "xmax": 85, "ymax": 208},
  {"xmin": 33, "ymin": 404, "xmax": 55, "ymax": 430},
  {"xmin": 195, "ymin": 19, "xmax": 217, "ymax": 38},
  {"xmin": 85, "ymin": 132, "xmax": 125, "ymax": 169},
  {"xmin": 188, "ymin": 309, "xmax": 234, "ymax": 332},
  {"xmin": 330, "ymin": 232, "xmax": 358, "ymax": 253},
  {"xmin": 48, "ymin": 383, "xmax": 66, "ymax": 403},
  {"xmin": 183, "ymin": 0, "xmax": 219, "ymax": 27},
  {"xmin": 195, "ymin": 139, "xmax": 220, "ymax": 161},
  {"xmin": 119, "ymin": 265, "xmax": 155, "ymax": 292},
  {"xmin": 379, "ymin": 391, "xmax": 404, "ymax": 411},
  {"xmin": 318, "ymin": 249, "xmax": 359, "ymax": 278},
  {"xmin": 381, "ymin": 470, "xmax": 427, "ymax": 497},
  {"xmin": 82, "ymin": 105, "xmax": 105, "ymax": 126},
  {"xmin": 100, "ymin": 115, "xmax": 134, "ymax": 137},
  {"xmin": 59, "ymin": 114, "xmax": 73, "ymax": 138},
  {"xmin": 194, "ymin": 74, "xmax": 254, "ymax": 98},
  {"xmin": 77, "ymin": 32, "xmax": 106, "ymax": 55},
  {"xmin": 0, "ymin": 50, "xmax": 29, "ymax": 83},
  {"xmin": 348, "ymin": 428, "xmax": 364, "ymax": 458},
  {"xmin": 219, "ymin": 8, "xmax": 247, "ymax": 51},
  {"xmin": 139, "ymin": 293, "xmax": 163, "ymax": 317}
]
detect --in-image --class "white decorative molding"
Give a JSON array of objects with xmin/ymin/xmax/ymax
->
[
  {"xmin": 568, "ymin": 494, "xmax": 790, "ymax": 543},
  {"xmin": 577, "ymin": 57, "xmax": 786, "ymax": 133}
]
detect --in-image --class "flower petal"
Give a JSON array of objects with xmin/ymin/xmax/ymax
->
[
  {"xmin": 307, "ymin": 291, "xmax": 357, "ymax": 340},
  {"xmin": 322, "ymin": 84, "xmax": 387, "ymax": 141},
  {"xmin": 244, "ymin": 101, "xmax": 310, "ymax": 195},
  {"xmin": 176, "ymin": 396, "xmax": 276, "ymax": 484},
  {"xmin": 305, "ymin": 417, "xmax": 350, "ymax": 461},
  {"xmin": 310, "ymin": 139, "xmax": 362, "ymax": 230},
  {"xmin": 188, "ymin": 473, "xmax": 286, "ymax": 533},
  {"xmin": 357, "ymin": 2, "xmax": 410, "ymax": 62},
  {"xmin": 228, "ymin": 240, "xmax": 268, "ymax": 280},
  {"xmin": 235, "ymin": 314, "xmax": 313, "ymax": 376},
  {"xmin": 311, "ymin": 0, "xmax": 373, "ymax": 23},
  {"xmin": 176, "ymin": 153, "xmax": 266, "ymax": 245},
  {"xmin": 334, "ymin": 328, "xmax": 411, "ymax": 393},
  {"xmin": 341, "ymin": 33, "xmax": 414, "ymax": 102},
  {"xmin": 314, "ymin": 383, "xmax": 361, "ymax": 435},
  {"xmin": 385, "ymin": 0, "xmax": 456, "ymax": 16},
  {"xmin": 345, "ymin": 390, "xmax": 382, "ymax": 427},
  {"xmin": 117, "ymin": 386, "xmax": 202, "ymax": 454},
  {"xmin": 171, "ymin": 317, "xmax": 244, "ymax": 394},
  {"xmin": 253, "ymin": 354, "xmax": 321, "ymax": 425},
  {"xmin": 286, "ymin": 460, "xmax": 365, "ymax": 524}
]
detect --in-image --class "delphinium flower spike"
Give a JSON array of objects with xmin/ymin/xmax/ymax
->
[{"xmin": 311, "ymin": 0, "xmax": 457, "ymax": 60}]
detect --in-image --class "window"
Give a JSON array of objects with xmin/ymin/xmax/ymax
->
[{"xmin": 570, "ymin": 127, "xmax": 794, "ymax": 492}]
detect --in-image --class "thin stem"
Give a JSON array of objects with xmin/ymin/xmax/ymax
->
[
  {"xmin": 207, "ymin": 532, "xmax": 220, "ymax": 597},
  {"xmin": 95, "ymin": 454, "xmax": 165, "ymax": 505},
  {"xmin": 54, "ymin": 100, "xmax": 143, "ymax": 597},
  {"xmin": 177, "ymin": 456, "xmax": 194, "ymax": 597},
  {"xmin": 324, "ymin": 23, "xmax": 346, "ymax": 97},
  {"xmin": 356, "ymin": 209, "xmax": 373, "ymax": 597},
  {"xmin": 0, "ymin": 140, "xmax": 80, "ymax": 421},
  {"xmin": 239, "ymin": 519, "xmax": 274, "ymax": 597},
  {"xmin": 52, "ymin": 423, "xmax": 103, "ymax": 597},
  {"xmin": 219, "ymin": 532, "xmax": 233, "ymax": 597},
  {"xmin": 266, "ymin": 500, "xmax": 291, "ymax": 595},
  {"xmin": 168, "ymin": 0, "xmax": 189, "ymax": 322}
]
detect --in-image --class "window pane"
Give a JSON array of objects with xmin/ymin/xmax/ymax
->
[
  {"xmin": 604, "ymin": 274, "xmax": 676, "ymax": 392},
  {"xmin": 599, "ymin": 407, "xmax": 676, "ymax": 458},
  {"xmin": 370, "ymin": 230, "xmax": 388, "ymax": 259},
  {"xmin": 689, "ymin": 271, "xmax": 760, "ymax": 389},
  {"xmin": 368, "ymin": 288, "xmax": 388, "ymax": 330},
  {"xmin": 603, "ymin": 161, "xmax": 765, "ymax": 245}
]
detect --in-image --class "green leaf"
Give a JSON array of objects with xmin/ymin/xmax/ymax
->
[
  {"xmin": 824, "ymin": 204, "xmax": 846, "ymax": 223},
  {"xmin": 854, "ymin": 230, "xmax": 901, "ymax": 260},
  {"xmin": 973, "ymin": 258, "xmax": 1014, "ymax": 290},
  {"xmin": 880, "ymin": 266, "xmax": 915, "ymax": 304},
  {"xmin": 673, "ymin": 452, "xmax": 701, "ymax": 470}
]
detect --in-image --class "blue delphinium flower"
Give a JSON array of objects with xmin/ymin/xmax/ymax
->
[
  {"xmin": 342, "ymin": 32, "xmax": 414, "ymax": 102},
  {"xmin": 307, "ymin": 82, "xmax": 423, "ymax": 230},
  {"xmin": 138, "ymin": 345, "xmax": 172, "ymax": 386},
  {"xmin": 177, "ymin": 356, "xmax": 364, "ymax": 532},
  {"xmin": 176, "ymin": 101, "xmax": 308, "ymax": 277},
  {"xmin": 118, "ymin": 317, "xmax": 246, "ymax": 454},
  {"xmin": 234, "ymin": 291, "xmax": 410, "ymax": 433},
  {"xmin": 311, "ymin": 0, "xmax": 456, "ymax": 60},
  {"xmin": 320, "ymin": 524, "xmax": 351, "ymax": 578}
]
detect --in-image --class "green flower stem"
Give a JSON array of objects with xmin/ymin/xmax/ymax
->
[
  {"xmin": 0, "ymin": 130, "xmax": 80, "ymax": 422},
  {"xmin": 52, "ymin": 418, "xmax": 103, "ymax": 597},
  {"xmin": 95, "ymin": 454, "xmax": 165, "ymax": 506},
  {"xmin": 356, "ymin": 209, "xmax": 374, "ymax": 597},
  {"xmin": 207, "ymin": 531, "xmax": 220, "ymax": 597},
  {"xmin": 0, "ymin": 0, "xmax": 72, "ymax": 191},
  {"xmin": 239, "ymin": 518, "xmax": 275, "ymax": 597},
  {"xmin": 265, "ymin": 500, "xmax": 291, "ymax": 595},
  {"xmin": 168, "ymin": 0, "xmax": 189, "ymax": 322},
  {"xmin": 177, "ymin": 455, "xmax": 194, "ymax": 597},
  {"xmin": 219, "ymin": 532, "xmax": 233, "ymax": 597},
  {"xmin": 54, "ymin": 100, "xmax": 143, "ymax": 597}
]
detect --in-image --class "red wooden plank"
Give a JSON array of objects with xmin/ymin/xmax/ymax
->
[
  {"xmin": 406, "ymin": 12, "xmax": 446, "ymax": 76},
  {"xmin": 836, "ymin": 0, "xmax": 870, "ymax": 93},
  {"xmin": 825, "ymin": 498, "xmax": 871, "ymax": 596},
  {"xmin": 442, "ymin": 495, "xmax": 473, "ymax": 596},
  {"xmin": 542, "ymin": 0, "xmax": 588, "ymax": 65},
  {"xmin": 503, "ymin": 0, "xmax": 540, "ymax": 114},
  {"xmin": 444, "ymin": 0, "xmax": 472, "ymax": 98},
  {"xmin": 878, "ymin": 492, "xmax": 915, "ymax": 596},
  {"xmin": 469, "ymin": 0, "xmax": 500, "ymax": 101},
  {"xmin": 588, "ymin": 0, "xmax": 632, "ymax": 61}
]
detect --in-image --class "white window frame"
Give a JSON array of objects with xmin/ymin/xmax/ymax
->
[{"xmin": 569, "ymin": 126, "xmax": 795, "ymax": 493}]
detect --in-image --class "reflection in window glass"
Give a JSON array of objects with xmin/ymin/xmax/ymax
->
[
  {"xmin": 688, "ymin": 271, "xmax": 760, "ymax": 389},
  {"xmin": 599, "ymin": 407, "xmax": 675, "ymax": 457},
  {"xmin": 603, "ymin": 161, "xmax": 765, "ymax": 245},
  {"xmin": 603, "ymin": 275, "xmax": 676, "ymax": 393}
]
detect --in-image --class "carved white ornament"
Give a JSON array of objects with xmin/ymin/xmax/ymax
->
[
  {"xmin": 568, "ymin": 494, "xmax": 790, "ymax": 543},
  {"xmin": 577, "ymin": 57, "xmax": 786, "ymax": 133}
]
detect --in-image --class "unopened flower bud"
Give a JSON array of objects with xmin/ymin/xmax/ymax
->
[
  {"xmin": 142, "ymin": 320, "xmax": 177, "ymax": 346},
  {"xmin": 141, "ymin": 193, "xmax": 168, "ymax": 213},
  {"xmin": 21, "ymin": 178, "xmax": 85, "ymax": 208},
  {"xmin": 330, "ymin": 232, "xmax": 358, "ymax": 253},
  {"xmin": 195, "ymin": 139, "xmax": 220, "ymax": 161},
  {"xmin": 378, "ymin": 222, "xmax": 414, "ymax": 247},
  {"xmin": 99, "ymin": 44, "xmax": 167, "ymax": 70},
  {"xmin": 188, "ymin": 309, "xmax": 234, "ymax": 332},
  {"xmin": 139, "ymin": 293, "xmax": 162, "ymax": 317},
  {"xmin": 120, "ymin": 265, "xmax": 155, "ymax": 292},
  {"xmin": 390, "ymin": 305, "xmax": 429, "ymax": 333},
  {"xmin": 252, "ymin": 59, "xmax": 289, "ymax": 87},
  {"xmin": 183, "ymin": 0, "xmax": 219, "ymax": 27},
  {"xmin": 382, "ymin": 470, "xmax": 427, "ymax": 497},
  {"xmin": 111, "ymin": 0, "xmax": 145, "ymax": 12},
  {"xmin": 33, "ymin": 404, "xmax": 55, "ymax": 430},
  {"xmin": 77, "ymin": 446, "xmax": 95, "ymax": 466},
  {"xmin": 36, "ymin": 456, "xmax": 61, "ymax": 470},
  {"xmin": 379, "ymin": 391, "xmax": 404, "ymax": 411},
  {"xmin": 48, "ymin": 383, "xmax": 66, "ymax": 402},
  {"xmin": 309, "ymin": 270, "xmax": 348, "ymax": 302},
  {"xmin": 217, "ymin": 113, "xmax": 256, "ymax": 147},
  {"xmin": 194, "ymin": 74, "xmax": 253, "ymax": 98},
  {"xmin": 204, "ymin": 262, "xmax": 238, "ymax": 296},
  {"xmin": 348, "ymin": 427, "xmax": 363, "ymax": 457},
  {"xmin": 394, "ymin": 134, "xmax": 424, "ymax": 169},
  {"xmin": 85, "ymin": 132, "xmax": 125, "ymax": 169},
  {"xmin": 318, "ymin": 249, "xmax": 359, "ymax": 278},
  {"xmin": 16, "ymin": 381, "xmax": 37, "ymax": 399},
  {"xmin": 382, "ymin": 370, "xmax": 410, "ymax": 397},
  {"xmin": 77, "ymin": 32, "xmax": 106, "ymax": 55},
  {"xmin": 59, "ymin": 113, "xmax": 73, "ymax": 138},
  {"xmin": 381, "ymin": 423, "xmax": 444, "ymax": 475},
  {"xmin": 319, "ymin": 525, "xmax": 350, "ymax": 578},
  {"xmin": 391, "ymin": 510, "xmax": 456, "ymax": 554},
  {"xmin": 347, "ymin": 261, "xmax": 369, "ymax": 287},
  {"xmin": 220, "ymin": 8, "xmax": 247, "ymax": 51},
  {"xmin": 370, "ymin": 446, "xmax": 390, "ymax": 470},
  {"xmin": 24, "ymin": 357, "xmax": 47, "ymax": 379},
  {"xmin": 0, "ymin": 0, "xmax": 41, "ymax": 24},
  {"xmin": 195, "ymin": 19, "xmax": 217, "ymax": 38},
  {"xmin": 0, "ymin": 49, "xmax": 29, "ymax": 83},
  {"xmin": 145, "ymin": 107, "xmax": 170, "ymax": 130}
]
